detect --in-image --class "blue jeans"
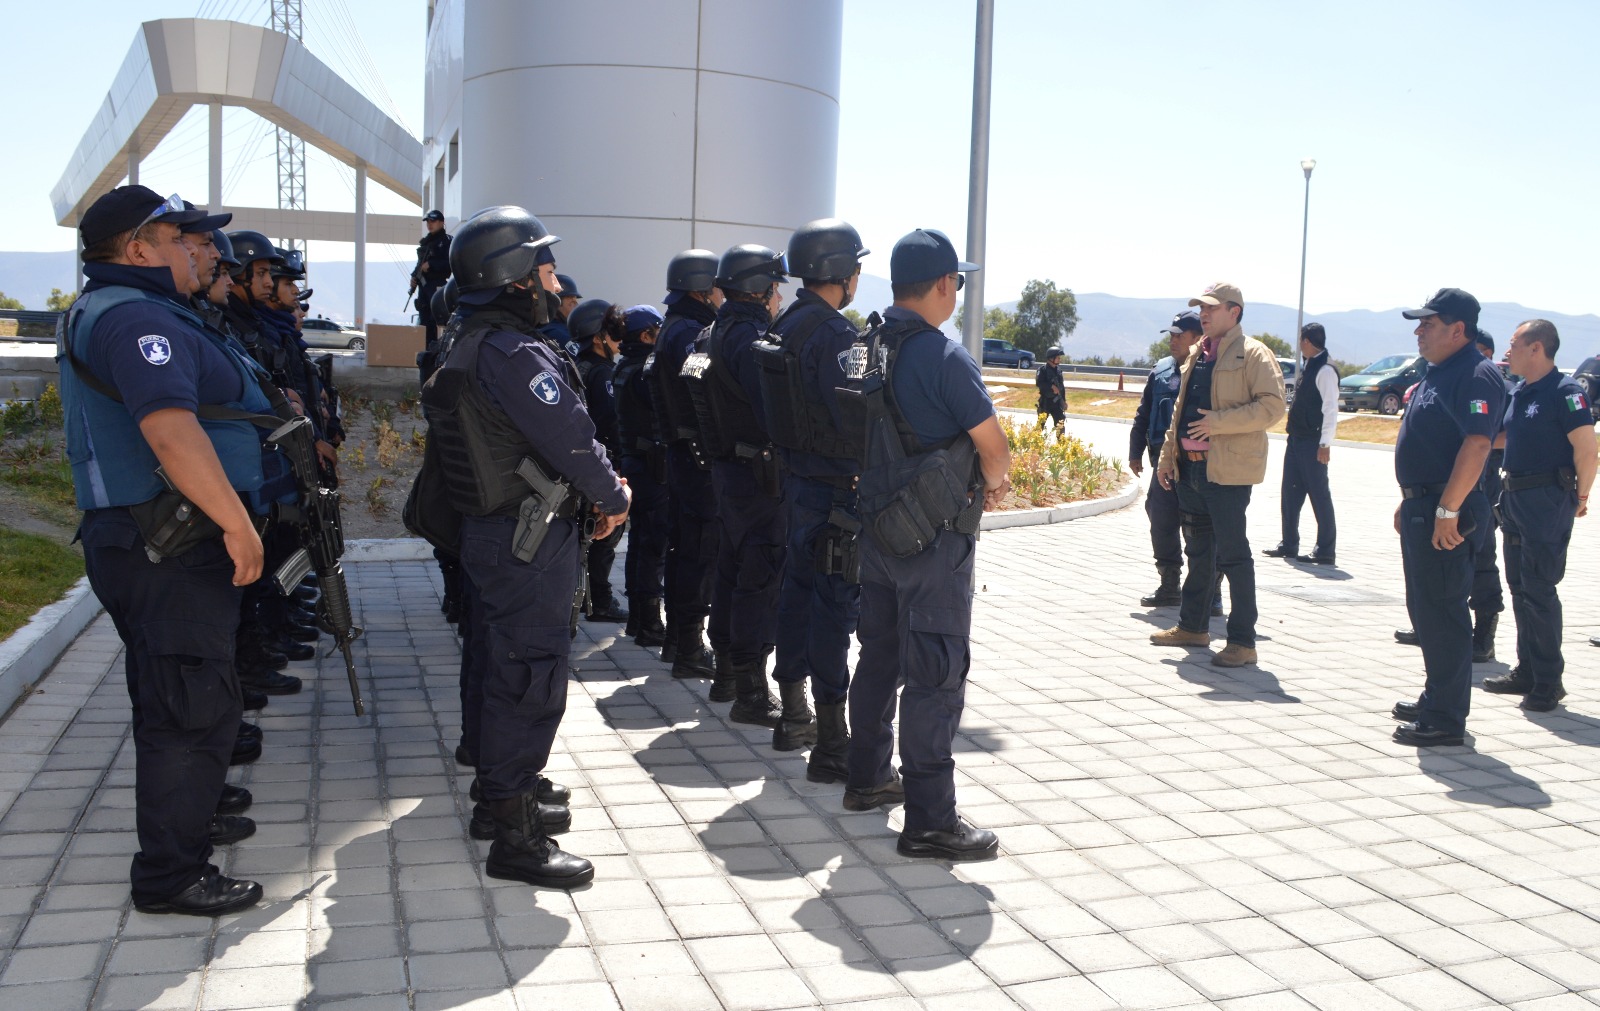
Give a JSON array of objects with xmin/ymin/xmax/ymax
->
[
  {"xmin": 1400, "ymin": 490, "xmax": 1488, "ymax": 734},
  {"xmin": 1175, "ymin": 459, "xmax": 1257, "ymax": 647}
]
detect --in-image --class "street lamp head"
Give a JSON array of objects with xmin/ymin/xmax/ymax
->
[{"xmin": 1301, "ymin": 158, "xmax": 1316, "ymax": 177}]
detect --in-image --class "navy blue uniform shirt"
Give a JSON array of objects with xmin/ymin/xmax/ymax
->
[
  {"xmin": 576, "ymin": 348, "xmax": 618, "ymax": 454},
  {"xmin": 656, "ymin": 297, "xmax": 717, "ymax": 379},
  {"xmin": 476, "ymin": 328, "xmax": 628, "ymax": 515},
  {"xmin": 1395, "ymin": 339, "xmax": 1507, "ymax": 486},
  {"xmin": 771, "ymin": 289, "xmax": 859, "ymax": 478},
  {"xmin": 1503, "ymin": 368, "xmax": 1592, "ymax": 474},
  {"xmin": 882, "ymin": 306, "xmax": 994, "ymax": 449},
  {"xmin": 79, "ymin": 262, "xmax": 246, "ymax": 423}
]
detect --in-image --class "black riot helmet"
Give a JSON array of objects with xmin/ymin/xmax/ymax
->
[
  {"xmin": 429, "ymin": 287, "xmax": 449, "ymax": 324},
  {"xmin": 715, "ymin": 244, "xmax": 787, "ymax": 295},
  {"xmin": 211, "ymin": 229, "xmax": 240, "ymax": 268},
  {"xmin": 442, "ymin": 276, "xmax": 459, "ymax": 314},
  {"xmin": 567, "ymin": 299, "xmax": 614, "ymax": 343},
  {"xmin": 226, "ymin": 230, "xmax": 283, "ymax": 276},
  {"xmin": 665, "ymin": 248, "xmax": 718, "ymax": 293},
  {"xmin": 271, "ymin": 247, "xmax": 306, "ymax": 280},
  {"xmin": 786, "ymin": 218, "xmax": 869, "ymax": 284},
  {"xmin": 449, "ymin": 206, "xmax": 560, "ymax": 295}
]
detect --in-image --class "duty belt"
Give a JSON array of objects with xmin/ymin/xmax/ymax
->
[
  {"xmin": 1182, "ymin": 449, "xmax": 1208, "ymax": 462},
  {"xmin": 1503, "ymin": 468, "xmax": 1576, "ymax": 492},
  {"xmin": 1400, "ymin": 483, "xmax": 1448, "ymax": 499}
]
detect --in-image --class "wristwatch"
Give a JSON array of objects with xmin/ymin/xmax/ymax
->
[{"xmin": 1436, "ymin": 505, "xmax": 1460, "ymax": 520}]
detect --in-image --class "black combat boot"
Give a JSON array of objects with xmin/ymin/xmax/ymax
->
[
  {"xmin": 672, "ymin": 621, "xmax": 717, "ymax": 680},
  {"xmin": 236, "ymin": 621, "xmax": 288, "ymax": 672},
  {"xmin": 586, "ymin": 594, "xmax": 629, "ymax": 624},
  {"xmin": 1140, "ymin": 565, "xmax": 1182, "ymax": 607},
  {"xmin": 624, "ymin": 610, "xmax": 641, "ymax": 639},
  {"xmin": 806, "ymin": 702, "xmax": 850, "ymax": 783},
  {"xmin": 470, "ymin": 795, "xmax": 570, "ymax": 841},
  {"xmin": 484, "ymin": 794, "xmax": 594, "ymax": 889},
  {"xmin": 772, "ymin": 681, "xmax": 817, "ymax": 751},
  {"xmin": 1472, "ymin": 611, "xmax": 1498, "ymax": 663},
  {"xmin": 729, "ymin": 660, "xmax": 782, "ymax": 728},
  {"xmin": 708, "ymin": 649, "xmax": 737, "ymax": 702},
  {"xmin": 660, "ymin": 614, "xmax": 678, "ymax": 664},
  {"xmin": 633, "ymin": 598, "xmax": 667, "ymax": 648}
]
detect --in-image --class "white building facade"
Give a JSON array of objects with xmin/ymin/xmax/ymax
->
[{"xmin": 422, "ymin": 0, "xmax": 843, "ymax": 305}]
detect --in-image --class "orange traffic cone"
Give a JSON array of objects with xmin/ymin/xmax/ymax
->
[{"xmin": 1117, "ymin": 371, "xmax": 1125, "ymax": 391}]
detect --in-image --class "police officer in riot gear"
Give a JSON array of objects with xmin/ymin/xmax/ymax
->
[
  {"xmin": 698, "ymin": 244, "xmax": 789, "ymax": 726},
  {"xmin": 61, "ymin": 186, "xmax": 283, "ymax": 915},
  {"xmin": 651, "ymin": 249, "xmax": 724, "ymax": 679},
  {"xmin": 424, "ymin": 205, "xmax": 629, "ymax": 889},
  {"xmin": 556, "ymin": 274, "xmax": 583, "ymax": 323},
  {"xmin": 763, "ymin": 219, "xmax": 868, "ymax": 778},
  {"xmin": 413, "ymin": 209, "xmax": 452, "ymax": 344},
  {"xmin": 569, "ymin": 298, "xmax": 630, "ymax": 623},
  {"xmin": 615, "ymin": 305, "xmax": 669, "ymax": 647},
  {"xmin": 847, "ymin": 229, "xmax": 1011, "ymax": 859}
]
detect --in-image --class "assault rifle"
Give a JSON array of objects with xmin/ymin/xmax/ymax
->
[{"xmin": 268, "ymin": 415, "xmax": 366, "ymax": 715}]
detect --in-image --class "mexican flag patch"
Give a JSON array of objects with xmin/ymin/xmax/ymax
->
[
  {"xmin": 1468, "ymin": 400, "xmax": 1488, "ymax": 414},
  {"xmin": 1567, "ymin": 392, "xmax": 1589, "ymax": 413}
]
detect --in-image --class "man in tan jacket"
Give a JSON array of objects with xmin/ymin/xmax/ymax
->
[{"xmin": 1151, "ymin": 283, "xmax": 1286, "ymax": 666}]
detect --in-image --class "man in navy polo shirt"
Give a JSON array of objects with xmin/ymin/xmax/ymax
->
[
  {"xmin": 1481, "ymin": 320, "xmax": 1597, "ymax": 712},
  {"xmin": 1390, "ymin": 288, "xmax": 1507, "ymax": 746},
  {"xmin": 62, "ymin": 185, "xmax": 270, "ymax": 916},
  {"xmin": 847, "ymin": 228, "xmax": 1011, "ymax": 860}
]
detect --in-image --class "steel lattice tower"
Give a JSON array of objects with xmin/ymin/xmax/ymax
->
[{"xmin": 269, "ymin": 0, "xmax": 306, "ymax": 252}]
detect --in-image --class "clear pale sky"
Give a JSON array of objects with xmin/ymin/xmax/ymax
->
[{"xmin": 12, "ymin": 1, "xmax": 1599, "ymax": 316}]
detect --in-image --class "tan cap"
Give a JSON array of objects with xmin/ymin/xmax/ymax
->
[{"xmin": 1188, "ymin": 281, "xmax": 1244, "ymax": 308}]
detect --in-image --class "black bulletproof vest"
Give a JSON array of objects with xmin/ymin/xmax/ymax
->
[
  {"xmin": 1177, "ymin": 353, "xmax": 1216, "ymax": 442},
  {"xmin": 1287, "ymin": 353, "xmax": 1328, "ymax": 439},
  {"xmin": 614, "ymin": 347, "xmax": 654, "ymax": 458}
]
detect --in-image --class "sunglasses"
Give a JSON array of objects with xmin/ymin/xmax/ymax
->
[
  {"xmin": 133, "ymin": 193, "xmax": 186, "ymax": 236},
  {"xmin": 950, "ymin": 273, "xmax": 965, "ymax": 292}
]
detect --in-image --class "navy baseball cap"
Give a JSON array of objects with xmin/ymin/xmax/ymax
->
[
  {"xmin": 79, "ymin": 186, "xmax": 208, "ymax": 246},
  {"xmin": 889, "ymin": 228, "xmax": 979, "ymax": 285},
  {"xmin": 1402, "ymin": 287, "xmax": 1480, "ymax": 327},
  {"xmin": 624, "ymin": 304, "xmax": 664, "ymax": 333},
  {"xmin": 556, "ymin": 274, "xmax": 581, "ymax": 298},
  {"xmin": 178, "ymin": 200, "xmax": 232, "ymax": 234},
  {"xmin": 424, "ymin": 209, "xmax": 445, "ymax": 222},
  {"xmin": 1474, "ymin": 328, "xmax": 1494, "ymax": 354},
  {"xmin": 1161, "ymin": 310, "xmax": 1202, "ymax": 336}
]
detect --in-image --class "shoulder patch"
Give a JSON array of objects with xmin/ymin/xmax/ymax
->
[
  {"xmin": 137, "ymin": 334, "xmax": 172, "ymax": 365},
  {"xmin": 530, "ymin": 371, "xmax": 561, "ymax": 405},
  {"xmin": 1566, "ymin": 391, "xmax": 1588, "ymax": 413},
  {"xmin": 1468, "ymin": 399, "xmax": 1488, "ymax": 415}
]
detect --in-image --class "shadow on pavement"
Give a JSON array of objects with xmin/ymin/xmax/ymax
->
[
  {"xmin": 1160, "ymin": 656, "xmax": 1302, "ymax": 704},
  {"xmin": 1414, "ymin": 750, "xmax": 1551, "ymax": 808},
  {"xmin": 1522, "ymin": 706, "xmax": 1600, "ymax": 748}
]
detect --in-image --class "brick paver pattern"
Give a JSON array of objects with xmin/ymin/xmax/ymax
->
[{"xmin": 0, "ymin": 418, "xmax": 1598, "ymax": 1010}]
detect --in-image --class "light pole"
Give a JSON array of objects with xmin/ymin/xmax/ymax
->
[
  {"xmin": 1296, "ymin": 158, "xmax": 1315, "ymax": 367},
  {"xmin": 961, "ymin": 0, "xmax": 995, "ymax": 358}
]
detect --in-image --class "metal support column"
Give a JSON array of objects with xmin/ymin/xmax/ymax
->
[
  {"xmin": 961, "ymin": 0, "xmax": 995, "ymax": 357},
  {"xmin": 209, "ymin": 103, "xmax": 223, "ymax": 208},
  {"xmin": 127, "ymin": 142, "xmax": 139, "ymax": 187},
  {"xmin": 354, "ymin": 162, "xmax": 368, "ymax": 327}
]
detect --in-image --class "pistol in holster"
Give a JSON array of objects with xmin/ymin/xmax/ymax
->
[
  {"xmin": 814, "ymin": 507, "xmax": 863, "ymax": 584},
  {"xmin": 511, "ymin": 456, "xmax": 581, "ymax": 564},
  {"xmin": 735, "ymin": 442, "xmax": 784, "ymax": 498}
]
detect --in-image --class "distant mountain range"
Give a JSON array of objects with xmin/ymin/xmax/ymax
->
[{"xmin": 4, "ymin": 252, "xmax": 1595, "ymax": 368}]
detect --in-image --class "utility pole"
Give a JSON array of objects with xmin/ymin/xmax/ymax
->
[
  {"xmin": 270, "ymin": 0, "xmax": 307, "ymax": 253},
  {"xmin": 961, "ymin": 0, "xmax": 994, "ymax": 357},
  {"xmin": 1296, "ymin": 159, "xmax": 1316, "ymax": 367}
]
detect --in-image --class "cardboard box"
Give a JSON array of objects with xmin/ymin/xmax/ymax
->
[{"xmin": 364, "ymin": 324, "xmax": 426, "ymax": 368}]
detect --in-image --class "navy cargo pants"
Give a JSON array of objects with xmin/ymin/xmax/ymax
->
[
  {"xmin": 848, "ymin": 528, "xmax": 975, "ymax": 834},
  {"xmin": 664, "ymin": 445, "xmax": 719, "ymax": 640},
  {"xmin": 1500, "ymin": 484, "xmax": 1576, "ymax": 692},
  {"xmin": 81, "ymin": 509, "xmax": 242, "ymax": 904},
  {"xmin": 773, "ymin": 474, "xmax": 861, "ymax": 705},
  {"xmin": 1400, "ymin": 490, "xmax": 1489, "ymax": 734},
  {"xmin": 709, "ymin": 461, "xmax": 786, "ymax": 667},
  {"xmin": 459, "ymin": 512, "xmax": 580, "ymax": 801},
  {"xmin": 620, "ymin": 454, "xmax": 669, "ymax": 603}
]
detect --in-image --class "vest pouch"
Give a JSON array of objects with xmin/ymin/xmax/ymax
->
[
  {"xmin": 404, "ymin": 435, "xmax": 463, "ymax": 555},
  {"xmin": 858, "ymin": 446, "xmax": 975, "ymax": 558},
  {"xmin": 129, "ymin": 489, "xmax": 226, "ymax": 563},
  {"xmin": 679, "ymin": 352, "xmax": 735, "ymax": 459},
  {"xmin": 754, "ymin": 340, "xmax": 808, "ymax": 452}
]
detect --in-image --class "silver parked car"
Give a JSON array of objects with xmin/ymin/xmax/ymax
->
[{"xmin": 301, "ymin": 316, "xmax": 367, "ymax": 350}]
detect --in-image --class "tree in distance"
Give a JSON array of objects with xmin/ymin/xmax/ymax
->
[
  {"xmin": 0, "ymin": 291, "xmax": 23, "ymax": 310},
  {"xmin": 46, "ymin": 289, "xmax": 78, "ymax": 312},
  {"xmin": 841, "ymin": 307, "xmax": 867, "ymax": 332},
  {"xmin": 1012, "ymin": 280, "xmax": 1078, "ymax": 355},
  {"xmin": 1251, "ymin": 331, "xmax": 1293, "ymax": 358}
]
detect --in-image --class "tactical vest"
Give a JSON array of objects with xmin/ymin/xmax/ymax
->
[
  {"xmin": 60, "ymin": 286, "xmax": 274, "ymax": 510},
  {"xmin": 651, "ymin": 313, "xmax": 703, "ymax": 444},
  {"xmin": 420, "ymin": 313, "xmax": 557, "ymax": 517},
  {"xmin": 614, "ymin": 351, "xmax": 656, "ymax": 458},
  {"xmin": 1287, "ymin": 353, "xmax": 1328, "ymax": 439},
  {"xmin": 1145, "ymin": 356, "xmax": 1180, "ymax": 449},
  {"xmin": 678, "ymin": 341, "xmax": 733, "ymax": 460},
  {"xmin": 754, "ymin": 302, "xmax": 861, "ymax": 461},
  {"xmin": 838, "ymin": 317, "xmax": 982, "ymax": 557}
]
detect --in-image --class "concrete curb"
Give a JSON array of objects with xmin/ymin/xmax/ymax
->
[
  {"xmin": 981, "ymin": 478, "xmax": 1139, "ymax": 530},
  {"xmin": 0, "ymin": 578, "xmax": 102, "ymax": 716}
]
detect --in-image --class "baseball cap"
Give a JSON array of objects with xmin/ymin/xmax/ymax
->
[
  {"xmin": 1162, "ymin": 310, "xmax": 1203, "ymax": 335},
  {"xmin": 1473, "ymin": 328, "xmax": 1494, "ymax": 354},
  {"xmin": 624, "ymin": 304, "xmax": 664, "ymax": 333},
  {"xmin": 1188, "ymin": 282, "xmax": 1244, "ymax": 308},
  {"xmin": 889, "ymin": 228, "xmax": 979, "ymax": 285},
  {"xmin": 424, "ymin": 209, "xmax": 445, "ymax": 222},
  {"xmin": 79, "ymin": 186, "xmax": 208, "ymax": 247},
  {"xmin": 178, "ymin": 200, "xmax": 233, "ymax": 234},
  {"xmin": 1401, "ymin": 287, "xmax": 1481, "ymax": 327},
  {"xmin": 556, "ymin": 274, "xmax": 581, "ymax": 299}
]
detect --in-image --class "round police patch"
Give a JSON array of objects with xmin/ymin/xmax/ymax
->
[
  {"xmin": 138, "ymin": 334, "xmax": 172, "ymax": 366},
  {"xmin": 530, "ymin": 371, "xmax": 561, "ymax": 405}
]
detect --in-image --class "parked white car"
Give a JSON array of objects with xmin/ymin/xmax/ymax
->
[{"xmin": 301, "ymin": 316, "xmax": 367, "ymax": 350}]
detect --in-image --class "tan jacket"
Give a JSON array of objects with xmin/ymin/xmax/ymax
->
[{"xmin": 1158, "ymin": 325, "xmax": 1286, "ymax": 485}]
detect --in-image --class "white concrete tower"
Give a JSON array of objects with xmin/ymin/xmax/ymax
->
[{"xmin": 422, "ymin": 0, "xmax": 842, "ymax": 305}]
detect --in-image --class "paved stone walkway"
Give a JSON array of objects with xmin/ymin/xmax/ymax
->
[{"xmin": 2, "ymin": 418, "xmax": 1599, "ymax": 1010}]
